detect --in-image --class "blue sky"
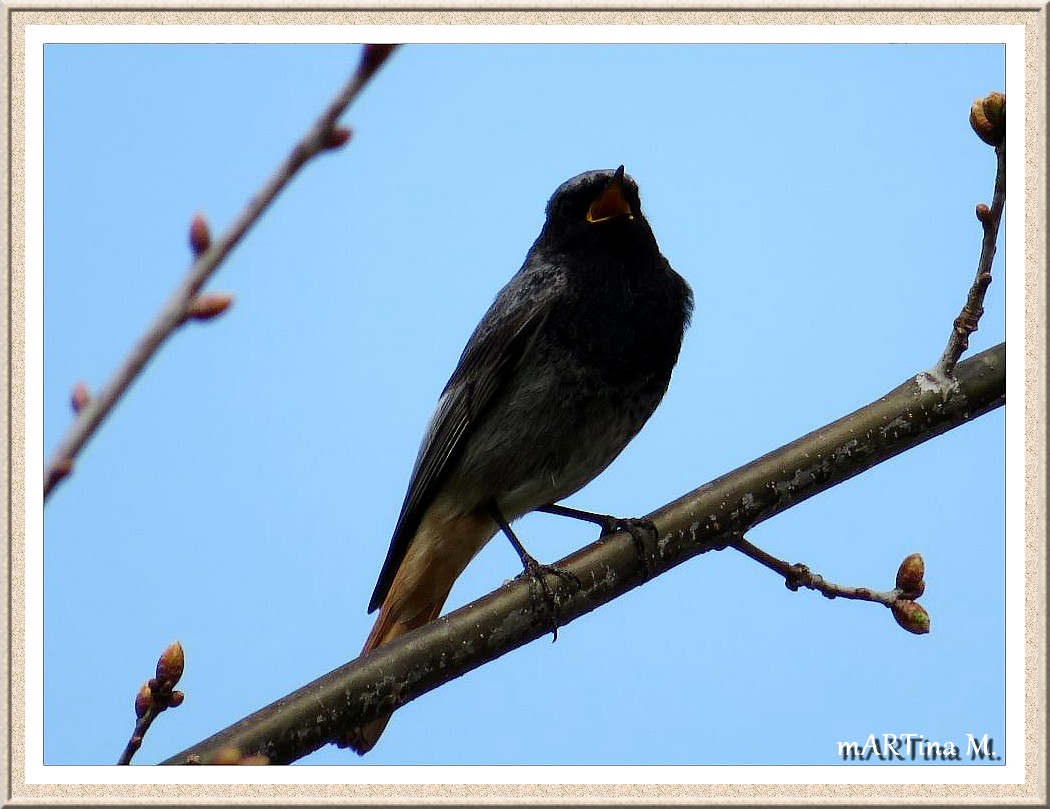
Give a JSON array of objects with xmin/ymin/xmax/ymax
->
[{"xmin": 37, "ymin": 38, "xmax": 1012, "ymax": 771}]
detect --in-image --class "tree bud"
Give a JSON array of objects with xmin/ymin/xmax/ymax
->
[
  {"xmin": 895, "ymin": 552, "xmax": 925, "ymax": 596},
  {"xmin": 189, "ymin": 212, "xmax": 212, "ymax": 256},
  {"xmin": 135, "ymin": 683, "xmax": 153, "ymax": 718},
  {"xmin": 156, "ymin": 641, "xmax": 185, "ymax": 685},
  {"xmin": 71, "ymin": 381, "xmax": 91, "ymax": 414},
  {"xmin": 970, "ymin": 92, "xmax": 1006, "ymax": 146},
  {"xmin": 185, "ymin": 293, "xmax": 234, "ymax": 322},
  {"xmin": 892, "ymin": 599, "xmax": 931, "ymax": 635}
]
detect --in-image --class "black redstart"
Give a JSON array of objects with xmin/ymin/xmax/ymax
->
[{"xmin": 344, "ymin": 166, "xmax": 693, "ymax": 753}]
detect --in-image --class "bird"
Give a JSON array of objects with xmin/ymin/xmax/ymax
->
[{"xmin": 342, "ymin": 166, "xmax": 693, "ymax": 754}]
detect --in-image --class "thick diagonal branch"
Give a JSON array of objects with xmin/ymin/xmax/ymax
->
[{"xmin": 161, "ymin": 342, "xmax": 1005, "ymax": 766}]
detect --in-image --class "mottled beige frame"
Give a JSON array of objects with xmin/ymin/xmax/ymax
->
[{"xmin": 3, "ymin": 4, "xmax": 1044, "ymax": 804}]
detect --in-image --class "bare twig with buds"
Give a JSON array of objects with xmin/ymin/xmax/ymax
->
[
  {"xmin": 43, "ymin": 44, "xmax": 399, "ymax": 500},
  {"xmin": 729, "ymin": 94, "xmax": 1006, "ymax": 636},
  {"xmin": 118, "ymin": 642, "xmax": 186, "ymax": 765},
  {"xmin": 928, "ymin": 91, "xmax": 1006, "ymax": 385},
  {"xmin": 731, "ymin": 537, "xmax": 930, "ymax": 635}
]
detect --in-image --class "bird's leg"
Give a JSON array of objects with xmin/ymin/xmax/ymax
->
[
  {"xmin": 538, "ymin": 503, "xmax": 658, "ymax": 580},
  {"xmin": 538, "ymin": 503, "xmax": 627, "ymax": 534},
  {"xmin": 487, "ymin": 504, "xmax": 580, "ymax": 643}
]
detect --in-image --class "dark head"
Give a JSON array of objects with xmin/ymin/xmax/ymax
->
[
  {"xmin": 521, "ymin": 167, "xmax": 692, "ymax": 376},
  {"xmin": 536, "ymin": 166, "xmax": 658, "ymax": 259}
]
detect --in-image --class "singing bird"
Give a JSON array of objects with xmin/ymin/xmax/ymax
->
[{"xmin": 344, "ymin": 166, "xmax": 693, "ymax": 753}]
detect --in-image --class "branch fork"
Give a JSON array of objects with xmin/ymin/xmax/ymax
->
[{"xmin": 929, "ymin": 91, "xmax": 1007, "ymax": 385}]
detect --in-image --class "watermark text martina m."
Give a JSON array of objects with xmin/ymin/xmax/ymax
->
[{"xmin": 838, "ymin": 734, "xmax": 1000, "ymax": 762}]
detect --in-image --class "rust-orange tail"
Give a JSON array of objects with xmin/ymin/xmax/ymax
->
[
  {"xmin": 342, "ymin": 506, "xmax": 497, "ymax": 755},
  {"xmin": 341, "ymin": 597, "xmax": 446, "ymax": 754}
]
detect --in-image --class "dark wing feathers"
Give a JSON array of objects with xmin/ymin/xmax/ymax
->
[{"xmin": 367, "ymin": 286, "xmax": 553, "ymax": 613}]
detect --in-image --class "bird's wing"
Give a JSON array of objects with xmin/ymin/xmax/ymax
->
[{"xmin": 367, "ymin": 278, "xmax": 556, "ymax": 612}]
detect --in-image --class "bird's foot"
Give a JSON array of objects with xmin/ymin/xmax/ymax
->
[
  {"xmin": 538, "ymin": 504, "xmax": 658, "ymax": 581},
  {"xmin": 515, "ymin": 551, "xmax": 581, "ymax": 643},
  {"xmin": 605, "ymin": 517, "xmax": 659, "ymax": 581},
  {"xmin": 489, "ymin": 502, "xmax": 580, "ymax": 643}
]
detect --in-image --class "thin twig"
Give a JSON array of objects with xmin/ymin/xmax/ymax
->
[
  {"xmin": 729, "ymin": 536, "xmax": 921, "ymax": 606},
  {"xmin": 730, "ymin": 536, "xmax": 931, "ymax": 635},
  {"xmin": 118, "ymin": 642, "xmax": 185, "ymax": 765},
  {"xmin": 931, "ymin": 92, "xmax": 1006, "ymax": 382},
  {"xmin": 44, "ymin": 44, "xmax": 399, "ymax": 500},
  {"xmin": 730, "ymin": 535, "xmax": 897, "ymax": 604}
]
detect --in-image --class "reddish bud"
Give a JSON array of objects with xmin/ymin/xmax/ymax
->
[
  {"xmin": 168, "ymin": 690, "xmax": 185, "ymax": 708},
  {"xmin": 982, "ymin": 92, "xmax": 1006, "ymax": 129},
  {"xmin": 324, "ymin": 126, "xmax": 353, "ymax": 150},
  {"xmin": 71, "ymin": 381, "xmax": 91, "ymax": 414},
  {"xmin": 185, "ymin": 293, "xmax": 234, "ymax": 322},
  {"xmin": 892, "ymin": 599, "xmax": 931, "ymax": 635},
  {"xmin": 970, "ymin": 92, "xmax": 1006, "ymax": 146},
  {"xmin": 156, "ymin": 641, "xmax": 185, "ymax": 686},
  {"xmin": 189, "ymin": 212, "xmax": 211, "ymax": 256},
  {"xmin": 135, "ymin": 683, "xmax": 153, "ymax": 718},
  {"xmin": 975, "ymin": 203, "xmax": 991, "ymax": 223},
  {"xmin": 895, "ymin": 552, "xmax": 925, "ymax": 596}
]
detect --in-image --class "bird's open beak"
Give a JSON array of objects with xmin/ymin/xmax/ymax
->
[{"xmin": 586, "ymin": 165, "xmax": 634, "ymax": 223}]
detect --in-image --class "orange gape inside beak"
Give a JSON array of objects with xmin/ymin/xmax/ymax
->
[{"xmin": 586, "ymin": 166, "xmax": 634, "ymax": 223}]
